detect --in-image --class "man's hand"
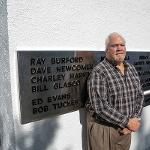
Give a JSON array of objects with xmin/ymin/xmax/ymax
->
[
  {"xmin": 120, "ymin": 128, "xmax": 132, "ymax": 135},
  {"xmin": 127, "ymin": 118, "xmax": 141, "ymax": 132}
]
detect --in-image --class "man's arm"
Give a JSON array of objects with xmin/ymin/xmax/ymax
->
[
  {"xmin": 120, "ymin": 66, "xmax": 144, "ymax": 133},
  {"xmin": 132, "ymin": 67, "xmax": 144, "ymax": 118}
]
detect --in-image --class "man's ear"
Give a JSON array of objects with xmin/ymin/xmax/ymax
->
[{"xmin": 105, "ymin": 48, "xmax": 108, "ymax": 53}]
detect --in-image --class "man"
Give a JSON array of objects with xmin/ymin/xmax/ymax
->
[{"xmin": 86, "ymin": 32, "xmax": 144, "ymax": 150}]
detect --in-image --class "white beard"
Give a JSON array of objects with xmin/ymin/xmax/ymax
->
[{"xmin": 114, "ymin": 54, "xmax": 125, "ymax": 63}]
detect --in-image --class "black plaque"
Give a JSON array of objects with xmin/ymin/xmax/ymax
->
[
  {"xmin": 127, "ymin": 52, "xmax": 150, "ymax": 106},
  {"xmin": 17, "ymin": 51, "xmax": 150, "ymax": 124},
  {"xmin": 17, "ymin": 51, "xmax": 95, "ymax": 124}
]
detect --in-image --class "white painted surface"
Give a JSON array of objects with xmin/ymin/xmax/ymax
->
[
  {"xmin": 7, "ymin": 0, "xmax": 150, "ymax": 150},
  {"xmin": 0, "ymin": 0, "xmax": 15, "ymax": 149}
]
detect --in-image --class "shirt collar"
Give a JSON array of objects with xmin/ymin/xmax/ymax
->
[{"xmin": 104, "ymin": 57, "xmax": 129, "ymax": 68}]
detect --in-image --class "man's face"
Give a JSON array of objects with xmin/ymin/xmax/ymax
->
[{"xmin": 106, "ymin": 36, "xmax": 126, "ymax": 63}]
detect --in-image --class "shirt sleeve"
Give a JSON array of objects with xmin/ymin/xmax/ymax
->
[
  {"xmin": 87, "ymin": 70, "xmax": 129, "ymax": 128},
  {"xmin": 132, "ymin": 68, "xmax": 144, "ymax": 118}
]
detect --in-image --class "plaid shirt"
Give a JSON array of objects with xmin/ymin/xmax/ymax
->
[{"xmin": 87, "ymin": 58, "xmax": 144, "ymax": 128}]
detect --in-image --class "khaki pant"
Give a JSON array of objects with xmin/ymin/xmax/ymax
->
[{"xmin": 87, "ymin": 116, "xmax": 131, "ymax": 150}]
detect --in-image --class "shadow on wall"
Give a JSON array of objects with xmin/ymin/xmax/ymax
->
[
  {"xmin": 133, "ymin": 121, "xmax": 144, "ymax": 150},
  {"xmin": 135, "ymin": 106, "xmax": 150, "ymax": 150},
  {"xmin": 15, "ymin": 118, "xmax": 59, "ymax": 150},
  {"xmin": 0, "ymin": 116, "xmax": 3, "ymax": 150},
  {"xmin": 144, "ymin": 134, "xmax": 150, "ymax": 150}
]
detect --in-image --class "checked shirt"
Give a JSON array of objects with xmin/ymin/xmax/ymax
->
[{"xmin": 87, "ymin": 58, "xmax": 144, "ymax": 128}]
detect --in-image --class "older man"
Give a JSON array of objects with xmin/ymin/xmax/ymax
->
[{"xmin": 86, "ymin": 32, "xmax": 144, "ymax": 150}]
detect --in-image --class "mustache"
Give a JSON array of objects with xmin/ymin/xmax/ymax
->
[{"xmin": 115, "ymin": 52, "xmax": 125, "ymax": 55}]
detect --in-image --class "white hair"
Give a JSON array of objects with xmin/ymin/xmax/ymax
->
[{"xmin": 105, "ymin": 32, "xmax": 126, "ymax": 51}]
